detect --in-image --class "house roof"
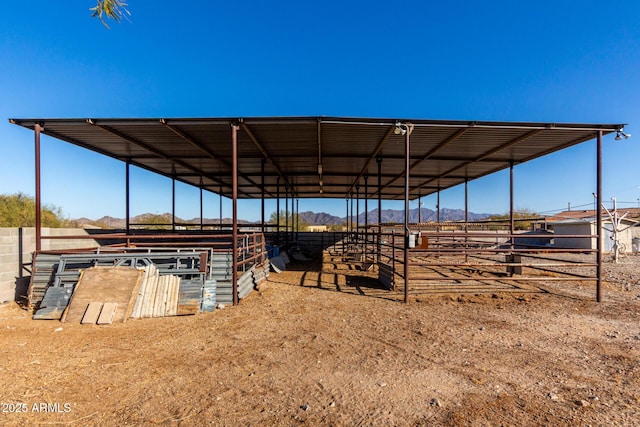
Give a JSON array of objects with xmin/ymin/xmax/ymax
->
[
  {"xmin": 545, "ymin": 208, "xmax": 640, "ymax": 223},
  {"xmin": 9, "ymin": 117, "xmax": 622, "ymax": 200}
]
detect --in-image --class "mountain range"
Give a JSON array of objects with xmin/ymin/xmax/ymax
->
[
  {"xmin": 76, "ymin": 208, "xmax": 490, "ymax": 228},
  {"xmin": 299, "ymin": 208, "xmax": 490, "ymax": 225}
]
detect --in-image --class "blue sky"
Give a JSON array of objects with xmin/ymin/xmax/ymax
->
[{"xmin": 1, "ymin": 1, "xmax": 639, "ymax": 222}]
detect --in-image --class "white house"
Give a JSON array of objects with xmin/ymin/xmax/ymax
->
[{"xmin": 549, "ymin": 217, "xmax": 640, "ymax": 253}]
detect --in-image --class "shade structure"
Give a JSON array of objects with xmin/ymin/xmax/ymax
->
[{"xmin": 10, "ymin": 116, "xmax": 622, "ymax": 200}]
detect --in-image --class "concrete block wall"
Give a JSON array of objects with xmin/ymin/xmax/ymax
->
[{"xmin": 0, "ymin": 228, "xmax": 99, "ymax": 303}]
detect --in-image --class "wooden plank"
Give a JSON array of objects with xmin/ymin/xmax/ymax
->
[
  {"xmin": 63, "ymin": 267, "xmax": 143, "ymax": 324},
  {"xmin": 153, "ymin": 275, "xmax": 167, "ymax": 318},
  {"xmin": 97, "ymin": 302, "xmax": 118, "ymax": 324},
  {"xmin": 131, "ymin": 266, "xmax": 151, "ymax": 319},
  {"xmin": 81, "ymin": 302, "xmax": 103, "ymax": 324},
  {"xmin": 172, "ymin": 276, "xmax": 181, "ymax": 315},
  {"xmin": 141, "ymin": 268, "xmax": 159, "ymax": 318},
  {"xmin": 122, "ymin": 270, "xmax": 143, "ymax": 323},
  {"xmin": 165, "ymin": 275, "xmax": 178, "ymax": 317}
]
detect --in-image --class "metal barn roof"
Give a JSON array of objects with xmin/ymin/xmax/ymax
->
[{"xmin": 9, "ymin": 116, "xmax": 623, "ymax": 200}]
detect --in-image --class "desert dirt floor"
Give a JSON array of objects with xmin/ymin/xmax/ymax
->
[{"xmin": 1, "ymin": 252, "xmax": 640, "ymax": 426}]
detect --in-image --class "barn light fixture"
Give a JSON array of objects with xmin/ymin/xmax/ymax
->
[
  {"xmin": 615, "ymin": 129, "xmax": 631, "ymax": 140},
  {"xmin": 394, "ymin": 122, "xmax": 407, "ymax": 136}
]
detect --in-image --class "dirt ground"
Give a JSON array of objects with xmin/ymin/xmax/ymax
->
[{"xmin": 1, "ymin": 253, "xmax": 640, "ymax": 426}]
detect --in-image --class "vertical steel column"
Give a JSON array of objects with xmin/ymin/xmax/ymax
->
[
  {"xmin": 510, "ymin": 161, "xmax": 515, "ymax": 250},
  {"xmin": 345, "ymin": 198, "xmax": 349, "ymax": 229},
  {"xmin": 403, "ymin": 127, "xmax": 411, "ymax": 304},
  {"xmin": 125, "ymin": 159, "xmax": 131, "ymax": 235},
  {"xmin": 596, "ymin": 130, "xmax": 603, "ymax": 302},
  {"xmin": 364, "ymin": 174, "xmax": 368, "ymax": 261},
  {"xmin": 437, "ymin": 190, "xmax": 441, "ymax": 231},
  {"xmin": 464, "ymin": 178, "xmax": 469, "ymax": 263},
  {"xmin": 171, "ymin": 167, "xmax": 176, "ymax": 232},
  {"xmin": 261, "ymin": 158, "xmax": 266, "ymax": 236},
  {"xmin": 276, "ymin": 177, "xmax": 280, "ymax": 244},
  {"xmin": 34, "ymin": 123, "xmax": 42, "ymax": 252},
  {"xmin": 199, "ymin": 177, "xmax": 204, "ymax": 231},
  {"xmin": 285, "ymin": 185, "xmax": 289, "ymax": 245},
  {"xmin": 377, "ymin": 156, "xmax": 382, "ymax": 263},
  {"xmin": 356, "ymin": 184, "xmax": 360, "ymax": 242},
  {"xmin": 350, "ymin": 194, "xmax": 354, "ymax": 238},
  {"xmin": 296, "ymin": 198, "xmax": 299, "ymax": 242},
  {"xmin": 291, "ymin": 195, "xmax": 295, "ymax": 242},
  {"xmin": 231, "ymin": 123, "xmax": 239, "ymax": 306},
  {"xmin": 219, "ymin": 184, "xmax": 223, "ymax": 229},
  {"xmin": 418, "ymin": 192, "xmax": 421, "ymax": 223}
]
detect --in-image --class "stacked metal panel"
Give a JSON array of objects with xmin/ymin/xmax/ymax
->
[{"xmin": 32, "ymin": 285, "xmax": 74, "ymax": 320}]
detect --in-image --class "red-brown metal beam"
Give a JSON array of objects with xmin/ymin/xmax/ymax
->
[
  {"xmin": 346, "ymin": 125, "xmax": 395, "ymax": 196},
  {"xmin": 241, "ymin": 122, "xmax": 293, "ymax": 195},
  {"xmin": 378, "ymin": 128, "xmax": 469, "ymax": 195},
  {"xmin": 232, "ymin": 123, "xmax": 239, "ymax": 306},
  {"xmin": 596, "ymin": 130, "xmax": 603, "ymax": 302},
  {"xmin": 413, "ymin": 129, "xmax": 543, "ymax": 191},
  {"xmin": 34, "ymin": 123, "xmax": 42, "ymax": 252}
]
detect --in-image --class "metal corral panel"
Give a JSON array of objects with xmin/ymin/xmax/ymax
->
[
  {"xmin": 178, "ymin": 279, "xmax": 202, "ymax": 315},
  {"xmin": 210, "ymin": 251, "xmax": 233, "ymax": 281},
  {"xmin": 238, "ymin": 267, "xmax": 255, "ymax": 299},
  {"xmin": 252, "ymin": 260, "xmax": 270, "ymax": 286},
  {"xmin": 378, "ymin": 262, "xmax": 394, "ymax": 290},
  {"xmin": 215, "ymin": 281, "xmax": 233, "ymax": 305},
  {"xmin": 201, "ymin": 279, "xmax": 217, "ymax": 312},
  {"xmin": 32, "ymin": 285, "xmax": 74, "ymax": 320},
  {"xmin": 28, "ymin": 253, "xmax": 62, "ymax": 309}
]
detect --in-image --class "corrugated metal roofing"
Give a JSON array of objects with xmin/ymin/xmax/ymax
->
[{"xmin": 9, "ymin": 116, "xmax": 623, "ymax": 200}]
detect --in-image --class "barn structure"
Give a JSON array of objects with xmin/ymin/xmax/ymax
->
[{"xmin": 9, "ymin": 117, "xmax": 626, "ymax": 307}]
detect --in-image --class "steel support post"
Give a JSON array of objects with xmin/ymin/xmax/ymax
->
[
  {"xmin": 276, "ymin": 177, "xmax": 280, "ymax": 244},
  {"xmin": 377, "ymin": 156, "xmax": 382, "ymax": 263},
  {"xmin": 356, "ymin": 184, "xmax": 360, "ymax": 238},
  {"xmin": 596, "ymin": 130, "xmax": 603, "ymax": 302},
  {"xmin": 219, "ymin": 184, "xmax": 223, "ymax": 229},
  {"xmin": 345, "ymin": 198, "xmax": 348, "ymax": 255},
  {"xmin": 285, "ymin": 185, "xmax": 289, "ymax": 245},
  {"xmin": 232, "ymin": 123, "xmax": 239, "ymax": 306},
  {"xmin": 296, "ymin": 198, "xmax": 299, "ymax": 242},
  {"xmin": 261, "ymin": 158, "xmax": 266, "ymax": 236},
  {"xmin": 418, "ymin": 193, "xmax": 421, "ymax": 223},
  {"xmin": 364, "ymin": 174, "xmax": 368, "ymax": 261},
  {"xmin": 199, "ymin": 178, "xmax": 204, "ymax": 231},
  {"xmin": 510, "ymin": 161, "xmax": 515, "ymax": 250},
  {"xmin": 171, "ymin": 168, "xmax": 176, "ymax": 232},
  {"xmin": 465, "ymin": 178, "xmax": 469, "ymax": 263},
  {"xmin": 404, "ymin": 127, "xmax": 410, "ymax": 304},
  {"xmin": 34, "ymin": 123, "xmax": 42, "ymax": 252},
  {"xmin": 350, "ymin": 195, "xmax": 354, "ymax": 240},
  {"xmin": 126, "ymin": 159, "xmax": 131, "ymax": 235},
  {"xmin": 437, "ymin": 190, "xmax": 441, "ymax": 228}
]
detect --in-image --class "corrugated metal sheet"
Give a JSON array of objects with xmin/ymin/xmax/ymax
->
[
  {"xmin": 178, "ymin": 279, "xmax": 202, "ymax": 315},
  {"xmin": 32, "ymin": 285, "xmax": 74, "ymax": 320},
  {"xmin": 201, "ymin": 279, "xmax": 217, "ymax": 312},
  {"xmin": 378, "ymin": 262, "xmax": 394, "ymax": 290}
]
